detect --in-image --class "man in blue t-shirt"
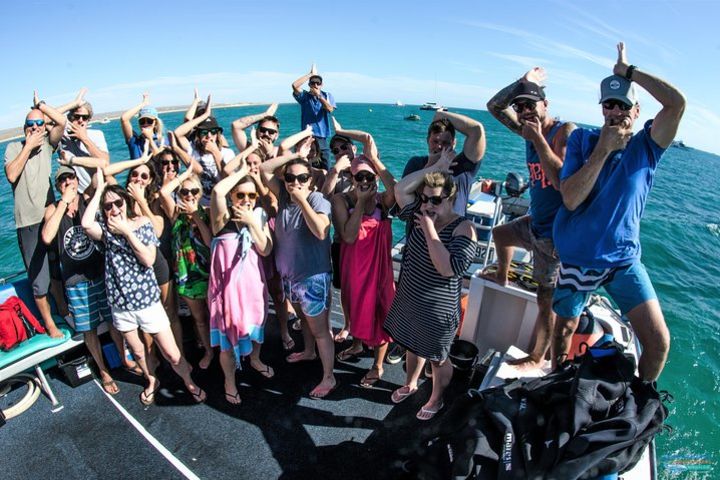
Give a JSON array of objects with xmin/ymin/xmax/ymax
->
[
  {"xmin": 485, "ymin": 68, "xmax": 577, "ymax": 371},
  {"xmin": 551, "ymin": 43, "xmax": 685, "ymax": 381},
  {"xmin": 292, "ymin": 64, "xmax": 336, "ymax": 170}
]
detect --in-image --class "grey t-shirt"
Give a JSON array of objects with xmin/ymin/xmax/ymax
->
[
  {"xmin": 4, "ymin": 139, "xmax": 55, "ymax": 228},
  {"xmin": 274, "ymin": 189, "xmax": 332, "ymax": 282},
  {"xmin": 60, "ymin": 128, "xmax": 109, "ymax": 193}
]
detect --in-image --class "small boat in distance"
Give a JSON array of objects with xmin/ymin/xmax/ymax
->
[
  {"xmin": 404, "ymin": 114, "xmax": 421, "ymax": 121},
  {"xmin": 671, "ymin": 140, "xmax": 687, "ymax": 148},
  {"xmin": 395, "ymin": 100, "xmax": 404, "ymax": 106},
  {"xmin": 101, "ymin": 117, "xmax": 110, "ymax": 124},
  {"xmin": 420, "ymin": 102, "xmax": 446, "ymax": 111}
]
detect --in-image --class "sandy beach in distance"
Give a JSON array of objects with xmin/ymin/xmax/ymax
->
[{"xmin": 0, "ymin": 102, "xmax": 257, "ymax": 143}]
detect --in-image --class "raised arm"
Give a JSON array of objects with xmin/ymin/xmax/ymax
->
[
  {"xmin": 259, "ymin": 141, "xmax": 311, "ymax": 197},
  {"xmin": 120, "ymin": 93, "xmax": 149, "ymax": 142},
  {"xmin": 292, "ymin": 64, "xmax": 315, "ymax": 94},
  {"xmin": 210, "ymin": 163, "xmax": 250, "ymax": 235},
  {"xmin": 433, "ymin": 110, "xmax": 486, "ymax": 163},
  {"xmin": 331, "ymin": 118, "xmax": 377, "ymax": 158},
  {"xmin": 81, "ymin": 170, "xmax": 105, "ymax": 241},
  {"xmin": 486, "ymin": 68, "xmax": 549, "ymax": 136},
  {"xmin": 231, "ymin": 103, "xmax": 278, "ymax": 151},
  {"xmin": 33, "ymin": 92, "xmax": 67, "ymax": 147},
  {"xmin": 223, "ymin": 135, "xmax": 259, "ymax": 175},
  {"xmin": 174, "ymin": 94, "xmax": 212, "ymax": 151},
  {"xmin": 103, "ymin": 143, "xmax": 150, "ymax": 177},
  {"xmin": 55, "ymin": 87, "xmax": 87, "ymax": 115},
  {"xmin": 168, "ymin": 132, "xmax": 203, "ymax": 175},
  {"xmin": 278, "ymin": 125, "xmax": 313, "ymax": 155},
  {"xmin": 158, "ymin": 166, "xmax": 194, "ymax": 220},
  {"xmin": 184, "ymin": 88, "xmax": 201, "ymax": 123},
  {"xmin": 394, "ymin": 149, "xmax": 454, "ymax": 208},
  {"xmin": 612, "ymin": 42, "xmax": 686, "ymax": 148}
]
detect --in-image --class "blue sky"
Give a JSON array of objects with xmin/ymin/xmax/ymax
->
[{"xmin": 3, "ymin": 0, "xmax": 719, "ymax": 154}]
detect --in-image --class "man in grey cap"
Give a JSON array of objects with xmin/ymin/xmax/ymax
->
[
  {"xmin": 485, "ymin": 68, "xmax": 576, "ymax": 370},
  {"xmin": 551, "ymin": 43, "xmax": 686, "ymax": 381}
]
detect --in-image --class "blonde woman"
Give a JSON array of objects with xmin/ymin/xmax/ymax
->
[{"xmin": 120, "ymin": 93, "xmax": 166, "ymax": 159}]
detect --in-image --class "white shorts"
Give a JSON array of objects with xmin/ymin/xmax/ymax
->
[{"xmin": 111, "ymin": 302, "xmax": 170, "ymax": 334}]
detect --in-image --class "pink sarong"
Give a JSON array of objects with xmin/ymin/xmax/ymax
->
[{"xmin": 340, "ymin": 208, "xmax": 395, "ymax": 346}]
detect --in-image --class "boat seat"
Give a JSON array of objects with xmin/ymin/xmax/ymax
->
[{"xmin": 0, "ymin": 278, "xmax": 83, "ymax": 413}]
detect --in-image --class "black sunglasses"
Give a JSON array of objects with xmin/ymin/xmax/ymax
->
[
  {"xmin": 258, "ymin": 126, "xmax": 278, "ymax": 136},
  {"xmin": 602, "ymin": 99, "xmax": 633, "ymax": 111},
  {"xmin": 71, "ymin": 114, "xmax": 91, "ymax": 121},
  {"xmin": 331, "ymin": 143, "xmax": 351, "ymax": 155},
  {"xmin": 130, "ymin": 171, "xmax": 150, "ymax": 180},
  {"xmin": 179, "ymin": 188, "xmax": 200, "ymax": 196},
  {"xmin": 511, "ymin": 101, "xmax": 537, "ymax": 113},
  {"xmin": 161, "ymin": 159, "xmax": 179, "ymax": 166},
  {"xmin": 198, "ymin": 128, "xmax": 220, "ymax": 137},
  {"xmin": 353, "ymin": 171, "xmax": 376, "ymax": 183},
  {"xmin": 309, "ymin": 81, "xmax": 322, "ymax": 86},
  {"xmin": 419, "ymin": 193, "xmax": 448, "ymax": 206},
  {"xmin": 139, "ymin": 118, "xmax": 155, "ymax": 126},
  {"xmin": 235, "ymin": 192, "xmax": 258, "ymax": 201},
  {"xmin": 103, "ymin": 199, "xmax": 124, "ymax": 211},
  {"xmin": 284, "ymin": 173, "xmax": 311, "ymax": 184}
]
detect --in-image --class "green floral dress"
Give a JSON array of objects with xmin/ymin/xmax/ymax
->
[{"xmin": 172, "ymin": 210, "xmax": 211, "ymax": 299}]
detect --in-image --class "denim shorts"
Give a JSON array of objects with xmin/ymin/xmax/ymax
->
[
  {"xmin": 552, "ymin": 260, "xmax": 657, "ymax": 318},
  {"xmin": 282, "ymin": 272, "xmax": 332, "ymax": 317}
]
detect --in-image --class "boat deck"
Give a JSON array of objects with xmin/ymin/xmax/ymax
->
[{"xmin": 0, "ymin": 288, "xmax": 478, "ymax": 480}]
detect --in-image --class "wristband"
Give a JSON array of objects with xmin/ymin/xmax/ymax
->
[{"xmin": 625, "ymin": 65, "xmax": 636, "ymax": 81}]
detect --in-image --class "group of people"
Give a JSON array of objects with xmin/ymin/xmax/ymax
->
[{"xmin": 4, "ymin": 43, "xmax": 684, "ymax": 421}]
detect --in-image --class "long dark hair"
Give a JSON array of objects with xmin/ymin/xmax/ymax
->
[
  {"xmin": 124, "ymin": 163, "xmax": 159, "ymax": 203},
  {"xmin": 101, "ymin": 185, "xmax": 137, "ymax": 221}
]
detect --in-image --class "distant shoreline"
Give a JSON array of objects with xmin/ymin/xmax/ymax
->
[{"xmin": 0, "ymin": 102, "xmax": 257, "ymax": 143}]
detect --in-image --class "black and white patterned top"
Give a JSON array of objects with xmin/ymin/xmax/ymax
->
[
  {"xmin": 384, "ymin": 200, "xmax": 477, "ymax": 362},
  {"xmin": 101, "ymin": 221, "xmax": 161, "ymax": 311}
]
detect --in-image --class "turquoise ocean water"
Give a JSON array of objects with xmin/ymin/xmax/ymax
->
[{"xmin": 1, "ymin": 103, "xmax": 718, "ymax": 477}]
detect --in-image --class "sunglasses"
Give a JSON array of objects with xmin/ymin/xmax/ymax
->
[
  {"xmin": 103, "ymin": 199, "xmax": 124, "ymax": 211},
  {"xmin": 331, "ymin": 143, "xmax": 351, "ymax": 155},
  {"xmin": 284, "ymin": 173, "xmax": 311, "ymax": 184},
  {"xmin": 235, "ymin": 191, "xmax": 258, "ymax": 201},
  {"xmin": 139, "ymin": 118, "xmax": 155, "ymax": 126},
  {"xmin": 511, "ymin": 101, "xmax": 537, "ymax": 113},
  {"xmin": 198, "ymin": 128, "xmax": 220, "ymax": 137},
  {"xmin": 130, "ymin": 171, "xmax": 150, "ymax": 180},
  {"xmin": 602, "ymin": 99, "xmax": 633, "ymax": 111},
  {"xmin": 161, "ymin": 159, "xmax": 179, "ymax": 166},
  {"xmin": 71, "ymin": 114, "xmax": 90, "ymax": 121},
  {"xmin": 57, "ymin": 173, "xmax": 76, "ymax": 183},
  {"xmin": 25, "ymin": 119, "xmax": 46, "ymax": 128},
  {"xmin": 353, "ymin": 171, "xmax": 376, "ymax": 183},
  {"xmin": 258, "ymin": 126, "xmax": 278, "ymax": 136},
  {"xmin": 179, "ymin": 187, "xmax": 201, "ymax": 196},
  {"xmin": 419, "ymin": 193, "xmax": 448, "ymax": 206},
  {"xmin": 309, "ymin": 81, "xmax": 322, "ymax": 86}
]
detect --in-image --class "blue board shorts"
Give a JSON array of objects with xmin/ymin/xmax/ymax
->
[
  {"xmin": 67, "ymin": 277, "xmax": 112, "ymax": 332},
  {"xmin": 552, "ymin": 260, "xmax": 657, "ymax": 318},
  {"xmin": 282, "ymin": 272, "xmax": 332, "ymax": 317}
]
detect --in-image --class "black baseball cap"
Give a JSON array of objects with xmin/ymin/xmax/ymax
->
[
  {"xmin": 197, "ymin": 116, "xmax": 223, "ymax": 133},
  {"xmin": 511, "ymin": 82, "xmax": 546, "ymax": 103}
]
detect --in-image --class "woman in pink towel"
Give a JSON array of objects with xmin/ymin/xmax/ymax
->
[
  {"xmin": 331, "ymin": 133, "xmax": 396, "ymax": 388},
  {"xmin": 209, "ymin": 151, "xmax": 273, "ymax": 405}
]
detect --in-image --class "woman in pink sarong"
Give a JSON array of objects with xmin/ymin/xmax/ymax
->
[
  {"xmin": 331, "ymin": 141, "xmax": 397, "ymax": 388},
  {"xmin": 209, "ymin": 155, "xmax": 273, "ymax": 405}
]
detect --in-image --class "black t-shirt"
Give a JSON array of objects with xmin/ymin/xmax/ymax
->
[{"xmin": 57, "ymin": 196, "xmax": 105, "ymax": 286}]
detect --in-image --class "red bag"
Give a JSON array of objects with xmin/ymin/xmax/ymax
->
[{"xmin": 0, "ymin": 296, "xmax": 47, "ymax": 351}]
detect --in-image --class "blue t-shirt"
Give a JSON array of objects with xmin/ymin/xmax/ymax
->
[
  {"xmin": 553, "ymin": 119, "xmax": 665, "ymax": 268},
  {"xmin": 274, "ymin": 189, "xmax": 332, "ymax": 282},
  {"xmin": 127, "ymin": 133, "xmax": 168, "ymax": 159},
  {"xmin": 293, "ymin": 90, "xmax": 336, "ymax": 138},
  {"xmin": 526, "ymin": 122, "xmax": 565, "ymax": 239}
]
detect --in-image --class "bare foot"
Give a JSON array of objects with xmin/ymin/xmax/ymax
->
[
  {"xmin": 46, "ymin": 326, "xmax": 64, "ymax": 338},
  {"xmin": 309, "ymin": 377, "xmax": 337, "ymax": 399},
  {"xmin": 199, "ymin": 351, "xmax": 214, "ymax": 369},
  {"xmin": 479, "ymin": 270, "xmax": 508, "ymax": 286},
  {"xmin": 286, "ymin": 351, "xmax": 317, "ymax": 363},
  {"xmin": 507, "ymin": 356, "xmax": 545, "ymax": 372},
  {"xmin": 333, "ymin": 329, "xmax": 350, "ymax": 343}
]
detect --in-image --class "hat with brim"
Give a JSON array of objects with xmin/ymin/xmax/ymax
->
[
  {"xmin": 511, "ymin": 81, "xmax": 546, "ymax": 103},
  {"xmin": 330, "ymin": 134, "xmax": 352, "ymax": 148},
  {"xmin": 139, "ymin": 107, "xmax": 159, "ymax": 120},
  {"xmin": 55, "ymin": 165, "xmax": 76, "ymax": 182},
  {"xmin": 599, "ymin": 75, "xmax": 638, "ymax": 106},
  {"xmin": 350, "ymin": 155, "xmax": 377, "ymax": 175},
  {"xmin": 197, "ymin": 116, "xmax": 223, "ymax": 133}
]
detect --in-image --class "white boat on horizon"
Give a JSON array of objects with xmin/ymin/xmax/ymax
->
[{"xmin": 419, "ymin": 102, "xmax": 447, "ymax": 111}]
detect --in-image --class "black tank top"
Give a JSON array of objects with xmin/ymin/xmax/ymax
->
[{"xmin": 57, "ymin": 196, "xmax": 105, "ymax": 286}]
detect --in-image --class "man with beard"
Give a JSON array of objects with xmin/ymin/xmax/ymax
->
[
  {"xmin": 230, "ymin": 103, "xmax": 280, "ymax": 157},
  {"xmin": 485, "ymin": 67, "xmax": 576, "ymax": 370},
  {"xmin": 551, "ymin": 43, "xmax": 685, "ymax": 381}
]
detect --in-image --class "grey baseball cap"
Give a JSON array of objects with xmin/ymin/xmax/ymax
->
[{"xmin": 599, "ymin": 75, "xmax": 639, "ymax": 106}]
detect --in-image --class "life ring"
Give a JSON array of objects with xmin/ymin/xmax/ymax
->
[{"xmin": 0, "ymin": 373, "xmax": 42, "ymax": 420}]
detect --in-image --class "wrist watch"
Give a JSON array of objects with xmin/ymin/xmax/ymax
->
[{"xmin": 625, "ymin": 65, "xmax": 636, "ymax": 81}]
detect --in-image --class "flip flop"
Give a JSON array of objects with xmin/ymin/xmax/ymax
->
[
  {"xmin": 286, "ymin": 352, "xmax": 317, "ymax": 364},
  {"xmin": 123, "ymin": 364, "xmax": 143, "ymax": 377},
  {"xmin": 250, "ymin": 363, "xmax": 275, "ymax": 379},
  {"xmin": 291, "ymin": 319, "xmax": 302, "ymax": 331},
  {"xmin": 282, "ymin": 337, "xmax": 296, "ymax": 351},
  {"xmin": 336, "ymin": 347, "xmax": 363, "ymax": 362},
  {"xmin": 391, "ymin": 385, "xmax": 418, "ymax": 404},
  {"xmin": 224, "ymin": 391, "xmax": 242, "ymax": 405},
  {"xmin": 309, "ymin": 382, "xmax": 338, "ymax": 399},
  {"xmin": 101, "ymin": 379, "xmax": 119, "ymax": 395},
  {"xmin": 140, "ymin": 384, "xmax": 160, "ymax": 406},
  {"xmin": 190, "ymin": 387, "xmax": 206, "ymax": 404},
  {"xmin": 360, "ymin": 368, "xmax": 382, "ymax": 388},
  {"xmin": 416, "ymin": 401, "xmax": 444, "ymax": 421}
]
